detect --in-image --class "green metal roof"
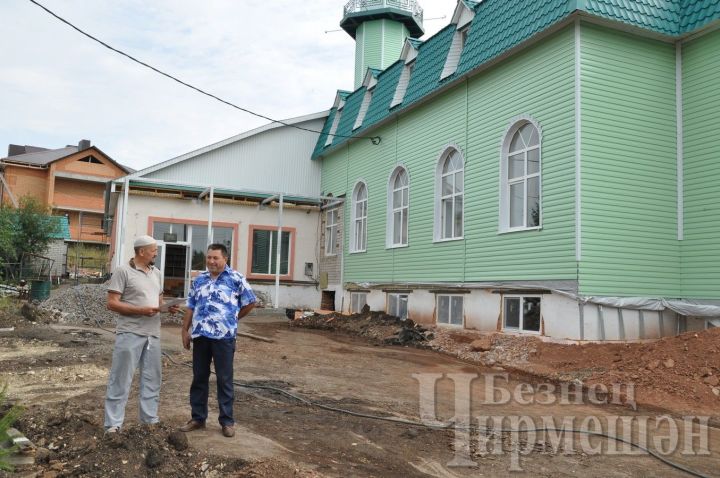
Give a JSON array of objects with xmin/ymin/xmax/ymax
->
[
  {"xmin": 363, "ymin": 60, "xmax": 404, "ymax": 127},
  {"xmin": 49, "ymin": 215, "xmax": 70, "ymax": 240},
  {"xmin": 328, "ymin": 86, "xmax": 367, "ymax": 148},
  {"xmin": 313, "ymin": 0, "xmax": 720, "ymax": 159},
  {"xmin": 456, "ymin": 0, "xmax": 573, "ymax": 77},
  {"xmin": 403, "ymin": 24, "xmax": 456, "ymax": 106}
]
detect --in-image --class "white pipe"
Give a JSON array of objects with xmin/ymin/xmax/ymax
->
[
  {"xmin": 207, "ymin": 187, "xmax": 214, "ymax": 246},
  {"xmin": 116, "ymin": 178, "xmax": 130, "ymax": 268},
  {"xmin": 275, "ymin": 194, "xmax": 284, "ymax": 308}
]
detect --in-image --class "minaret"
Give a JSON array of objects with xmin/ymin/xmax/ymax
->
[{"xmin": 341, "ymin": 0, "xmax": 424, "ymax": 88}]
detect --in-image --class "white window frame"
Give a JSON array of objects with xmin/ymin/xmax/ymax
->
[
  {"xmin": 502, "ymin": 295, "xmax": 542, "ymax": 334},
  {"xmin": 499, "ymin": 117, "xmax": 542, "ymax": 233},
  {"xmin": 350, "ymin": 292, "xmax": 368, "ymax": 314},
  {"xmin": 325, "ymin": 208, "xmax": 338, "ymax": 256},
  {"xmin": 436, "ymin": 294, "xmax": 464, "ymax": 327},
  {"xmin": 434, "ymin": 147, "xmax": 464, "ymax": 242},
  {"xmin": 387, "ymin": 166, "xmax": 409, "ymax": 248},
  {"xmin": 350, "ymin": 181, "xmax": 368, "ymax": 253},
  {"xmin": 387, "ymin": 293, "xmax": 409, "ymax": 320}
]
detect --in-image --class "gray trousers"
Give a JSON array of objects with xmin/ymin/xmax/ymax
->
[{"xmin": 104, "ymin": 332, "xmax": 161, "ymax": 428}]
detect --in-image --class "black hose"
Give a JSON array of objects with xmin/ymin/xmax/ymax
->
[{"xmin": 71, "ymin": 287, "xmax": 712, "ymax": 478}]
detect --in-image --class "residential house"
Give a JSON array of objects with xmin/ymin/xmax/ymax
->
[
  {"xmin": 0, "ymin": 140, "xmax": 131, "ymax": 258},
  {"xmin": 108, "ymin": 112, "xmax": 328, "ymax": 308},
  {"xmin": 313, "ymin": 0, "xmax": 720, "ymax": 340}
]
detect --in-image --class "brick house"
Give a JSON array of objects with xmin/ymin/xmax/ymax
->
[{"xmin": 0, "ymin": 140, "xmax": 131, "ymax": 253}]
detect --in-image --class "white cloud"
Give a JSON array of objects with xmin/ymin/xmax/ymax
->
[{"xmin": 1, "ymin": 0, "xmax": 457, "ymax": 170}]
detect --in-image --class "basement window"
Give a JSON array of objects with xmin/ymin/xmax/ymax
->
[
  {"xmin": 350, "ymin": 292, "xmax": 368, "ymax": 314},
  {"xmin": 437, "ymin": 294, "xmax": 463, "ymax": 326},
  {"xmin": 387, "ymin": 293, "xmax": 408, "ymax": 320},
  {"xmin": 503, "ymin": 296, "xmax": 541, "ymax": 333}
]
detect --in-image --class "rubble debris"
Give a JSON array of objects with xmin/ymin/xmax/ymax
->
[
  {"xmin": 291, "ymin": 310, "xmax": 434, "ymax": 346},
  {"xmin": 40, "ymin": 284, "xmax": 120, "ymax": 326}
]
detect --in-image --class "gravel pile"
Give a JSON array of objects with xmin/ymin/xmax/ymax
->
[{"xmin": 41, "ymin": 284, "xmax": 121, "ymax": 326}]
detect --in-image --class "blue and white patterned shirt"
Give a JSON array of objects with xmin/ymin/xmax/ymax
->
[{"xmin": 186, "ymin": 265, "xmax": 257, "ymax": 339}]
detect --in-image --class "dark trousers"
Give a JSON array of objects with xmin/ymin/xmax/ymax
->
[{"xmin": 190, "ymin": 336, "xmax": 236, "ymax": 426}]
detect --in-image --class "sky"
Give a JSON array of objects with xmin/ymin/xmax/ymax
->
[{"xmin": 0, "ymin": 0, "xmax": 457, "ymax": 171}]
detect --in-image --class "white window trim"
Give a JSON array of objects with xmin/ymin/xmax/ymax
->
[
  {"xmin": 386, "ymin": 166, "xmax": 410, "ymax": 249},
  {"xmin": 325, "ymin": 208, "xmax": 338, "ymax": 256},
  {"xmin": 387, "ymin": 293, "xmax": 409, "ymax": 320},
  {"xmin": 498, "ymin": 116, "xmax": 543, "ymax": 233},
  {"xmin": 350, "ymin": 181, "xmax": 368, "ymax": 253},
  {"xmin": 436, "ymin": 294, "xmax": 464, "ymax": 327},
  {"xmin": 434, "ymin": 145, "xmax": 465, "ymax": 242},
  {"xmin": 350, "ymin": 292, "xmax": 368, "ymax": 314},
  {"xmin": 502, "ymin": 295, "xmax": 542, "ymax": 334}
]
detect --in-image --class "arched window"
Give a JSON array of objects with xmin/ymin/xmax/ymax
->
[
  {"xmin": 435, "ymin": 148, "xmax": 464, "ymax": 240},
  {"xmin": 387, "ymin": 167, "xmax": 409, "ymax": 247},
  {"xmin": 501, "ymin": 120, "xmax": 541, "ymax": 230},
  {"xmin": 351, "ymin": 182, "xmax": 368, "ymax": 252}
]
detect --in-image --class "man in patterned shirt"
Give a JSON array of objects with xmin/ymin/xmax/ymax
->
[{"xmin": 179, "ymin": 243, "xmax": 257, "ymax": 438}]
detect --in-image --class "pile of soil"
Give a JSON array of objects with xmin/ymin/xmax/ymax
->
[
  {"xmin": 6, "ymin": 402, "xmax": 323, "ymax": 478},
  {"xmin": 292, "ymin": 312, "xmax": 720, "ymax": 418},
  {"xmin": 290, "ymin": 310, "xmax": 434, "ymax": 345},
  {"xmin": 531, "ymin": 328, "xmax": 720, "ymax": 417},
  {"xmin": 9, "ymin": 404, "xmax": 246, "ymax": 478}
]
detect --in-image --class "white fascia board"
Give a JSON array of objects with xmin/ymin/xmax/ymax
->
[
  {"xmin": 400, "ymin": 39, "xmax": 420, "ymax": 63},
  {"xmin": 126, "ymin": 110, "xmax": 328, "ymax": 181},
  {"xmin": 361, "ymin": 69, "xmax": 378, "ymax": 89},
  {"xmin": 451, "ymin": 1, "xmax": 475, "ymax": 29}
]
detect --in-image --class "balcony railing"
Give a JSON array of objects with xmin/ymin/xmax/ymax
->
[{"xmin": 343, "ymin": 0, "xmax": 424, "ymax": 24}]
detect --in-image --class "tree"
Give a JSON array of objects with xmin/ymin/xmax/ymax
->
[{"xmin": 0, "ymin": 196, "xmax": 60, "ymax": 271}]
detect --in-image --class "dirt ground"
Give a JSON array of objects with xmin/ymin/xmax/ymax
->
[{"xmin": 0, "ymin": 304, "xmax": 719, "ymax": 477}]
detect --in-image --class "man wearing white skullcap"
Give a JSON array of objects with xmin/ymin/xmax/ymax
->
[{"xmin": 103, "ymin": 234, "xmax": 176, "ymax": 433}]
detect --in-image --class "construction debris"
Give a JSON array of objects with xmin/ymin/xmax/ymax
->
[{"xmin": 290, "ymin": 310, "xmax": 434, "ymax": 346}]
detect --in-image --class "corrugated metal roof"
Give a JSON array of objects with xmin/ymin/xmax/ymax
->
[
  {"xmin": 312, "ymin": 0, "xmax": 720, "ymax": 159},
  {"xmin": 49, "ymin": 215, "xmax": 71, "ymax": 240}
]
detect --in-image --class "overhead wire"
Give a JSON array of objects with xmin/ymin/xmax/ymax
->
[{"xmin": 26, "ymin": 0, "xmax": 381, "ymax": 145}]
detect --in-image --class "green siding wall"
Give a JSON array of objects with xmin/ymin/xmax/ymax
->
[
  {"xmin": 579, "ymin": 24, "xmax": 680, "ymax": 296},
  {"xmin": 681, "ymin": 29, "xmax": 720, "ymax": 299},
  {"xmin": 321, "ymin": 27, "xmax": 577, "ymax": 285},
  {"xmin": 355, "ymin": 20, "xmax": 409, "ymax": 88}
]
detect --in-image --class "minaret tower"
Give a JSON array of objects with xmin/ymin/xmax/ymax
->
[{"xmin": 340, "ymin": 0, "xmax": 424, "ymax": 88}]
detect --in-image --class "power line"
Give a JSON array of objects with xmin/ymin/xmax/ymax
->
[{"xmin": 27, "ymin": 0, "xmax": 381, "ymax": 145}]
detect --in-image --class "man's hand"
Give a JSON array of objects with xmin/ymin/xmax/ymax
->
[
  {"xmin": 181, "ymin": 329, "xmax": 191, "ymax": 350},
  {"xmin": 138, "ymin": 306, "xmax": 160, "ymax": 316},
  {"xmin": 167, "ymin": 305, "xmax": 181, "ymax": 315}
]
